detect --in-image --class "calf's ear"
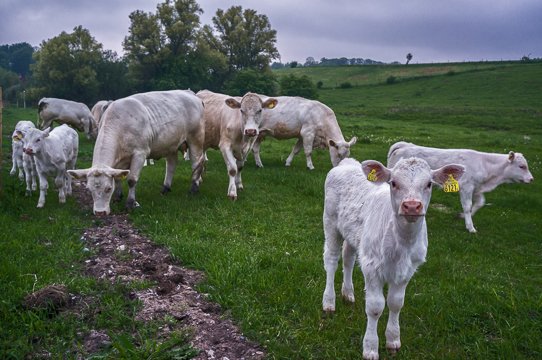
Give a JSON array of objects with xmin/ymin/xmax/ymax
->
[
  {"xmin": 508, "ymin": 151, "xmax": 515, "ymax": 162},
  {"xmin": 348, "ymin": 137, "xmax": 357, "ymax": 146},
  {"xmin": 432, "ymin": 164, "xmax": 465, "ymax": 186},
  {"xmin": 111, "ymin": 169, "xmax": 130, "ymax": 180},
  {"xmin": 262, "ymin": 98, "xmax": 278, "ymax": 109},
  {"xmin": 361, "ymin": 160, "xmax": 391, "ymax": 183},
  {"xmin": 225, "ymin": 98, "xmax": 241, "ymax": 109},
  {"xmin": 328, "ymin": 139, "xmax": 339, "ymax": 149},
  {"xmin": 68, "ymin": 169, "xmax": 90, "ymax": 181}
]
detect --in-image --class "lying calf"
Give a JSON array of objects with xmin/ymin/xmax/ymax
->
[{"xmin": 323, "ymin": 157, "xmax": 465, "ymax": 359}]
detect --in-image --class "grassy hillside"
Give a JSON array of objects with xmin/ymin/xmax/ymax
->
[{"xmin": 2, "ymin": 61, "xmax": 542, "ymax": 359}]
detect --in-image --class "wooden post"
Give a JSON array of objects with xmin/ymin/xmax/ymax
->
[{"xmin": 0, "ymin": 87, "xmax": 3, "ymax": 201}]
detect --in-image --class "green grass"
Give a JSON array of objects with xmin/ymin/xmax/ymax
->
[
  {"xmin": 0, "ymin": 109, "xmax": 195, "ymax": 359},
  {"xmin": 2, "ymin": 61, "xmax": 542, "ymax": 359}
]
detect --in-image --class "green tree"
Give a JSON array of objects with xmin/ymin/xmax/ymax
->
[
  {"xmin": 223, "ymin": 69, "xmax": 277, "ymax": 96},
  {"xmin": 211, "ymin": 6, "xmax": 279, "ymax": 70},
  {"xmin": 290, "ymin": 61, "xmax": 298, "ymax": 68},
  {"xmin": 96, "ymin": 50, "xmax": 134, "ymax": 100},
  {"xmin": 124, "ymin": 0, "xmax": 228, "ymax": 92},
  {"xmin": 31, "ymin": 26, "xmax": 102, "ymax": 103},
  {"xmin": 0, "ymin": 43, "xmax": 35, "ymax": 76},
  {"xmin": 406, "ymin": 53, "xmax": 413, "ymax": 65},
  {"xmin": 279, "ymin": 73, "xmax": 318, "ymax": 100}
]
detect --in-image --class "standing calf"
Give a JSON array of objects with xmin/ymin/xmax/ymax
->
[
  {"xmin": 387, "ymin": 141, "xmax": 534, "ymax": 233},
  {"xmin": 22, "ymin": 125, "xmax": 79, "ymax": 208},
  {"xmin": 323, "ymin": 157, "xmax": 465, "ymax": 360},
  {"xmin": 11, "ymin": 120, "xmax": 38, "ymax": 194}
]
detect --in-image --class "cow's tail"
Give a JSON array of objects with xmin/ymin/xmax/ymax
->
[
  {"xmin": 387, "ymin": 141, "xmax": 410, "ymax": 167},
  {"xmin": 37, "ymin": 99, "xmax": 47, "ymax": 129}
]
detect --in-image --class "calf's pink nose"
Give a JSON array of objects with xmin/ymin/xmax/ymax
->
[
  {"xmin": 245, "ymin": 129, "xmax": 257, "ymax": 136},
  {"xmin": 401, "ymin": 201, "xmax": 423, "ymax": 215}
]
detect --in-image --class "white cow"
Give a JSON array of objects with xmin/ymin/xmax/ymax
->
[
  {"xmin": 22, "ymin": 125, "xmax": 79, "ymax": 208},
  {"xmin": 10, "ymin": 120, "xmax": 38, "ymax": 194},
  {"xmin": 252, "ymin": 96, "xmax": 356, "ymax": 169},
  {"xmin": 38, "ymin": 98, "xmax": 98, "ymax": 141},
  {"xmin": 387, "ymin": 141, "xmax": 534, "ymax": 233},
  {"xmin": 68, "ymin": 90, "xmax": 206, "ymax": 216},
  {"xmin": 197, "ymin": 90, "xmax": 277, "ymax": 200},
  {"xmin": 323, "ymin": 157, "xmax": 465, "ymax": 360},
  {"xmin": 90, "ymin": 100, "xmax": 113, "ymax": 128}
]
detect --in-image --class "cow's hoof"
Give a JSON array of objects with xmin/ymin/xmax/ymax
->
[
  {"xmin": 112, "ymin": 195, "xmax": 123, "ymax": 203},
  {"xmin": 95, "ymin": 211, "xmax": 107, "ymax": 216},
  {"xmin": 228, "ymin": 195, "xmax": 237, "ymax": 201},
  {"xmin": 456, "ymin": 213, "xmax": 465, "ymax": 219},
  {"xmin": 37, "ymin": 203, "xmax": 44, "ymax": 208},
  {"xmin": 125, "ymin": 199, "xmax": 136, "ymax": 209},
  {"xmin": 161, "ymin": 186, "xmax": 172, "ymax": 195},
  {"xmin": 25, "ymin": 190, "xmax": 31, "ymax": 197}
]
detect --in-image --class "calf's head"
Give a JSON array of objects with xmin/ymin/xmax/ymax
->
[
  {"xmin": 362, "ymin": 157, "xmax": 465, "ymax": 223},
  {"xmin": 67, "ymin": 167, "xmax": 130, "ymax": 216},
  {"xmin": 329, "ymin": 137, "xmax": 357, "ymax": 166},
  {"xmin": 225, "ymin": 93, "xmax": 278, "ymax": 137},
  {"xmin": 22, "ymin": 128, "xmax": 50, "ymax": 155},
  {"xmin": 506, "ymin": 152, "xmax": 534, "ymax": 184}
]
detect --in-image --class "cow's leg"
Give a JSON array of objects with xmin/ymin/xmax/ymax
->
[
  {"xmin": 459, "ymin": 189, "xmax": 476, "ymax": 233},
  {"xmin": 65, "ymin": 158, "xmax": 76, "ymax": 196},
  {"xmin": 112, "ymin": 178, "xmax": 123, "ymax": 203},
  {"xmin": 322, "ymin": 219, "xmax": 342, "ymax": 313},
  {"xmin": 37, "ymin": 170, "xmax": 48, "ymax": 208},
  {"xmin": 385, "ymin": 281, "xmax": 408, "ymax": 354},
  {"xmin": 252, "ymin": 136, "xmax": 265, "ymax": 168},
  {"xmin": 341, "ymin": 240, "xmax": 356, "ymax": 304},
  {"xmin": 235, "ymin": 159, "xmax": 245, "ymax": 190},
  {"xmin": 220, "ymin": 147, "xmax": 239, "ymax": 200},
  {"xmin": 285, "ymin": 138, "xmax": 303, "ymax": 167},
  {"xmin": 363, "ymin": 277, "xmax": 385, "ymax": 360},
  {"xmin": 301, "ymin": 132, "xmax": 316, "ymax": 170},
  {"xmin": 125, "ymin": 154, "xmax": 146, "ymax": 208},
  {"xmin": 470, "ymin": 193, "xmax": 486, "ymax": 216},
  {"xmin": 161, "ymin": 153, "xmax": 179, "ymax": 195},
  {"xmin": 184, "ymin": 149, "xmax": 190, "ymax": 161},
  {"xmin": 55, "ymin": 169, "xmax": 67, "ymax": 204},
  {"xmin": 40, "ymin": 119, "xmax": 53, "ymax": 131},
  {"xmin": 187, "ymin": 144, "xmax": 205, "ymax": 194},
  {"xmin": 82, "ymin": 117, "xmax": 92, "ymax": 141},
  {"xmin": 10, "ymin": 143, "xmax": 19, "ymax": 177},
  {"xmin": 23, "ymin": 153, "xmax": 34, "ymax": 195}
]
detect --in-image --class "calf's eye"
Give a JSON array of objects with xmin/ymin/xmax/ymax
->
[
  {"xmin": 391, "ymin": 181, "xmax": 397, "ymax": 187},
  {"xmin": 427, "ymin": 182, "xmax": 432, "ymax": 188},
  {"xmin": 519, "ymin": 165, "xmax": 525, "ymax": 169}
]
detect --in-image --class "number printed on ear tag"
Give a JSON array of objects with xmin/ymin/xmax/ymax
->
[
  {"xmin": 444, "ymin": 174, "xmax": 459, "ymax": 192},
  {"xmin": 367, "ymin": 169, "xmax": 377, "ymax": 182}
]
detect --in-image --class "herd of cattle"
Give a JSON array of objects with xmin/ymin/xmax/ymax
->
[{"xmin": 10, "ymin": 89, "xmax": 534, "ymax": 360}]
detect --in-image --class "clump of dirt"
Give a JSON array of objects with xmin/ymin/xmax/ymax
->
[
  {"xmin": 70, "ymin": 181, "xmax": 265, "ymax": 359},
  {"xmin": 24, "ymin": 285, "xmax": 69, "ymax": 312}
]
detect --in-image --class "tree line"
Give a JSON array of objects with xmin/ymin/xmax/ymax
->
[
  {"xmin": 271, "ymin": 56, "xmax": 401, "ymax": 69},
  {"xmin": 1, "ymin": 0, "xmax": 286, "ymax": 106}
]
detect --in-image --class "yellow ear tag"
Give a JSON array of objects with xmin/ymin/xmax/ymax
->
[
  {"xmin": 444, "ymin": 174, "xmax": 459, "ymax": 192},
  {"xmin": 367, "ymin": 169, "xmax": 377, "ymax": 182},
  {"xmin": 508, "ymin": 153, "xmax": 514, "ymax": 161},
  {"xmin": 14, "ymin": 137, "xmax": 20, "ymax": 142},
  {"xmin": 46, "ymin": 133, "xmax": 50, "ymax": 137},
  {"xmin": 229, "ymin": 102, "xmax": 234, "ymax": 107},
  {"xmin": 269, "ymin": 103, "xmax": 274, "ymax": 108},
  {"xmin": 120, "ymin": 174, "xmax": 125, "ymax": 179},
  {"xmin": 17, "ymin": 133, "xmax": 23, "ymax": 139}
]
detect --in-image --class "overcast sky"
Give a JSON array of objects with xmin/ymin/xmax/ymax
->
[{"xmin": 1, "ymin": 0, "xmax": 540, "ymax": 65}]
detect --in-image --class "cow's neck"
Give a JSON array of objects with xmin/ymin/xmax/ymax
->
[
  {"xmin": 92, "ymin": 125, "xmax": 125, "ymax": 168},
  {"xmin": 391, "ymin": 216, "xmax": 425, "ymax": 247},
  {"xmin": 479, "ymin": 153, "xmax": 510, "ymax": 192},
  {"xmin": 324, "ymin": 116, "xmax": 345, "ymax": 142}
]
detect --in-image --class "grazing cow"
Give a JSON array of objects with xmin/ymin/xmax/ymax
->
[
  {"xmin": 387, "ymin": 141, "xmax": 534, "ymax": 233},
  {"xmin": 90, "ymin": 100, "xmax": 113, "ymax": 127},
  {"xmin": 322, "ymin": 157, "xmax": 465, "ymax": 360},
  {"xmin": 197, "ymin": 90, "xmax": 278, "ymax": 200},
  {"xmin": 38, "ymin": 98, "xmax": 98, "ymax": 141},
  {"xmin": 252, "ymin": 96, "xmax": 356, "ymax": 169},
  {"xmin": 11, "ymin": 121, "xmax": 38, "ymax": 194},
  {"xmin": 68, "ymin": 90, "xmax": 206, "ymax": 216},
  {"xmin": 22, "ymin": 125, "xmax": 79, "ymax": 208}
]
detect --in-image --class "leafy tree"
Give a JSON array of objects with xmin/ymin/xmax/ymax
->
[
  {"xmin": 124, "ymin": 0, "xmax": 228, "ymax": 92},
  {"xmin": 223, "ymin": 69, "xmax": 277, "ymax": 96},
  {"xmin": 211, "ymin": 6, "xmax": 279, "ymax": 70},
  {"xmin": 270, "ymin": 62, "xmax": 284, "ymax": 69},
  {"xmin": 279, "ymin": 73, "xmax": 318, "ymax": 100},
  {"xmin": 406, "ymin": 53, "xmax": 413, "ymax": 65},
  {"xmin": 304, "ymin": 57, "xmax": 317, "ymax": 66},
  {"xmin": 96, "ymin": 50, "xmax": 134, "ymax": 100},
  {"xmin": 316, "ymin": 80, "xmax": 323, "ymax": 89},
  {"xmin": 0, "ymin": 43, "xmax": 35, "ymax": 76},
  {"xmin": 290, "ymin": 61, "xmax": 298, "ymax": 68},
  {"xmin": 339, "ymin": 81, "xmax": 352, "ymax": 89},
  {"xmin": 31, "ymin": 26, "xmax": 102, "ymax": 103}
]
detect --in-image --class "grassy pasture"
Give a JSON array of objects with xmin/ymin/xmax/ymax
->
[{"xmin": 1, "ymin": 61, "xmax": 542, "ymax": 359}]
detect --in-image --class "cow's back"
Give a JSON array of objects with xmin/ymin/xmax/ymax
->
[{"xmin": 39, "ymin": 98, "xmax": 90, "ymax": 120}]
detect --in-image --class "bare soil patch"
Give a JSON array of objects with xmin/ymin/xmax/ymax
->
[{"xmin": 69, "ymin": 181, "xmax": 266, "ymax": 359}]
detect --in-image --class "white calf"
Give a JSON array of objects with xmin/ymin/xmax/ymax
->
[
  {"xmin": 323, "ymin": 157, "xmax": 465, "ymax": 359},
  {"xmin": 22, "ymin": 125, "xmax": 79, "ymax": 208},
  {"xmin": 11, "ymin": 121, "xmax": 38, "ymax": 194},
  {"xmin": 388, "ymin": 141, "xmax": 534, "ymax": 233}
]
